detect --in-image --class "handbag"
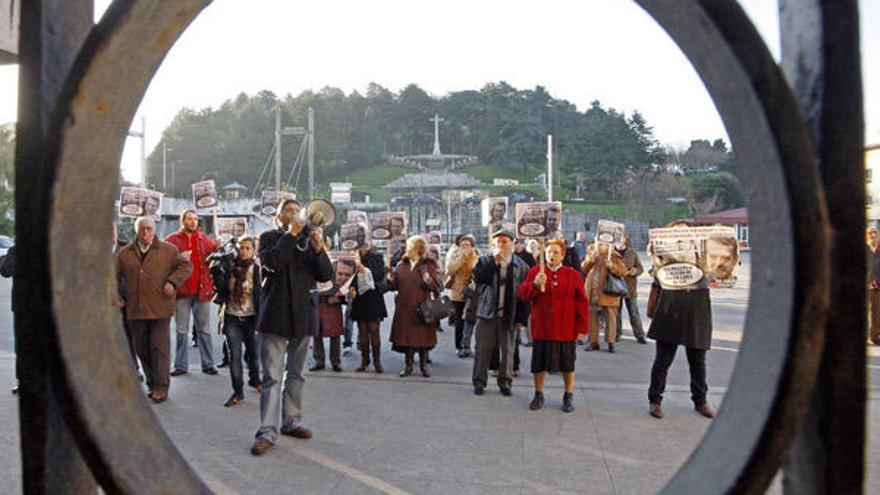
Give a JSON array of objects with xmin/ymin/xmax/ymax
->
[
  {"xmin": 419, "ymin": 292, "xmax": 456, "ymax": 325},
  {"xmin": 603, "ymin": 272, "xmax": 629, "ymax": 297}
]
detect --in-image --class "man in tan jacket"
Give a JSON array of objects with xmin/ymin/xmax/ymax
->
[{"xmin": 116, "ymin": 216, "xmax": 192, "ymax": 403}]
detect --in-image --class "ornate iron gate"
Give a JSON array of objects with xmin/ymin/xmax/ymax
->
[{"xmin": 12, "ymin": 1, "xmax": 864, "ymax": 493}]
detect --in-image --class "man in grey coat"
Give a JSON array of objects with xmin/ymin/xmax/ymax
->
[
  {"xmin": 471, "ymin": 228, "xmax": 529, "ymax": 396},
  {"xmin": 251, "ymin": 199, "xmax": 332, "ymax": 456}
]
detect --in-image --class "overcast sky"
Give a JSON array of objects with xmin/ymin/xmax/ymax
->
[{"xmin": 0, "ymin": 0, "xmax": 876, "ymax": 183}]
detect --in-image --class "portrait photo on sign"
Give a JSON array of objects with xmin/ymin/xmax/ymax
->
[
  {"xmin": 369, "ymin": 212, "xmax": 407, "ymax": 241},
  {"xmin": 340, "ymin": 223, "xmax": 368, "ymax": 250},
  {"xmin": 118, "ymin": 186, "xmax": 144, "ymax": 217},
  {"xmin": 649, "ymin": 225, "xmax": 739, "ymax": 289},
  {"xmin": 192, "ymin": 180, "xmax": 218, "ymax": 210},
  {"xmin": 481, "ymin": 197, "xmax": 509, "ymax": 226},
  {"xmin": 215, "ymin": 217, "xmax": 248, "ymax": 243},
  {"xmin": 514, "ymin": 201, "xmax": 562, "ymax": 238},
  {"xmin": 260, "ymin": 190, "xmax": 296, "ymax": 217},
  {"xmin": 347, "ymin": 210, "xmax": 369, "ymax": 228},
  {"xmin": 143, "ymin": 189, "xmax": 163, "ymax": 220},
  {"xmin": 596, "ymin": 220, "xmax": 626, "ymax": 249},
  {"xmin": 426, "ymin": 231, "xmax": 443, "ymax": 245},
  {"xmin": 327, "ymin": 251, "xmax": 358, "ymax": 291}
]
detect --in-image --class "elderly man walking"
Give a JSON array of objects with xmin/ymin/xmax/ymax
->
[
  {"xmin": 165, "ymin": 209, "xmax": 218, "ymax": 375},
  {"xmin": 471, "ymin": 228, "xmax": 529, "ymax": 396},
  {"xmin": 251, "ymin": 199, "xmax": 333, "ymax": 456},
  {"xmin": 617, "ymin": 235, "xmax": 647, "ymax": 344},
  {"xmin": 116, "ymin": 217, "xmax": 192, "ymax": 403}
]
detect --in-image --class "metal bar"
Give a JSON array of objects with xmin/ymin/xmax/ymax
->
[
  {"xmin": 16, "ymin": 1, "xmax": 96, "ymax": 494},
  {"xmin": 781, "ymin": 1, "xmax": 866, "ymax": 493}
]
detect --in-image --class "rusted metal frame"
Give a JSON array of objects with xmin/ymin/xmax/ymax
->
[
  {"xmin": 15, "ymin": 1, "xmax": 97, "ymax": 494},
  {"xmin": 43, "ymin": 1, "xmax": 213, "ymax": 494},
  {"xmin": 634, "ymin": 1, "xmax": 831, "ymax": 493},
  {"xmin": 780, "ymin": 1, "xmax": 866, "ymax": 493}
]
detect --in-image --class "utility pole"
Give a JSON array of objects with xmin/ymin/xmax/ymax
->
[
  {"xmin": 274, "ymin": 106, "xmax": 282, "ymax": 191},
  {"xmin": 308, "ymin": 106, "xmax": 315, "ymax": 199},
  {"xmin": 547, "ymin": 134, "xmax": 553, "ymax": 202},
  {"xmin": 127, "ymin": 116, "xmax": 147, "ymax": 186},
  {"xmin": 162, "ymin": 142, "xmax": 172, "ymax": 191}
]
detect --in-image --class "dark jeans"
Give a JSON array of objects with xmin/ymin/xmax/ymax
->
[
  {"xmin": 617, "ymin": 296, "xmax": 645, "ymax": 339},
  {"xmin": 343, "ymin": 306, "xmax": 353, "ymax": 348},
  {"xmin": 452, "ymin": 301, "xmax": 466, "ymax": 350},
  {"xmin": 224, "ymin": 314, "xmax": 260, "ymax": 396},
  {"xmin": 648, "ymin": 340, "xmax": 708, "ymax": 406},
  {"xmin": 130, "ymin": 318, "xmax": 171, "ymax": 393},
  {"xmin": 314, "ymin": 336, "xmax": 341, "ymax": 367}
]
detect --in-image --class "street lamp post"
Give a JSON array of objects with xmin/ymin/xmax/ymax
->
[{"xmin": 162, "ymin": 142, "xmax": 173, "ymax": 192}]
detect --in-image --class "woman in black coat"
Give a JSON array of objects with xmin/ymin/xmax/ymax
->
[
  {"xmin": 350, "ymin": 244, "xmax": 388, "ymax": 373},
  {"xmin": 646, "ymin": 222, "xmax": 716, "ymax": 420}
]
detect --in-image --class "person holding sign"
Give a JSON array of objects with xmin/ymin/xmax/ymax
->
[
  {"xmin": 646, "ymin": 221, "xmax": 716, "ymax": 420},
  {"xmin": 517, "ymin": 239, "xmax": 589, "ymax": 412},
  {"xmin": 310, "ymin": 259, "xmax": 353, "ymax": 372},
  {"xmin": 471, "ymin": 228, "xmax": 530, "ymax": 396},
  {"xmin": 350, "ymin": 241, "xmax": 389, "ymax": 373},
  {"xmin": 445, "ymin": 235, "xmax": 479, "ymax": 357},
  {"xmin": 581, "ymin": 242, "xmax": 628, "ymax": 352}
]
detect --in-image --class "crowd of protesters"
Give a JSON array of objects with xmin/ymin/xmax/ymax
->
[{"xmin": 16, "ymin": 202, "xmax": 754, "ymax": 457}]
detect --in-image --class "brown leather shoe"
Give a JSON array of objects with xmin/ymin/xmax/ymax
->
[
  {"xmin": 695, "ymin": 403, "xmax": 716, "ymax": 418},
  {"xmin": 281, "ymin": 425, "xmax": 313, "ymax": 439},
  {"xmin": 224, "ymin": 394, "xmax": 244, "ymax": 407},
  {"xmin": 151, "ymin": 390, "xmax": 168, "ymax": 404},
  {"xmin": 649, "ymin": 403, "xmax": 663, "ymax": 419},
  {"xmin": 250, "ymin": 438, "xmax": 273, "ymax": 456},
  {"xmin": 170, "ymin": 369, "xmax": 188, "ymax": 377},
  {"xmin": 202, "ymin": 367, "xmax": 219, "ymax": 375}
]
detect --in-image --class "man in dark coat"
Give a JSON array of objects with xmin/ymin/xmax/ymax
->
[
  {"xmin": 617, "ymin": 235, "xmax": 647, "ymax": 344},
  {"xmin": 251, "ymin": 199, "xmax": 333, "ymax": 456},
  {"xmin": 350, "ymin": 243, "xmax": 388, "ymax": 373},
  {"xmin": 471, "ymin": 228, "xmax": 529, "ymax": 396}
]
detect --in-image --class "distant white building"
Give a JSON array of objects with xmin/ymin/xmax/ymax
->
[{"xmin": 866, "ymin": 145, "xmax": 880, "ymax": 226}]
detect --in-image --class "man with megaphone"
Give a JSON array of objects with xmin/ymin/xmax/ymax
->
[{"xmin": 251, "ymin": 198, "xmax": 333, "ymax": 457}]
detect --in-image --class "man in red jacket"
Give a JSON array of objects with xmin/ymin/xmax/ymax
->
[{"xmin": 165, "ymin": 209, "xmax": 218, "ymax": 375}]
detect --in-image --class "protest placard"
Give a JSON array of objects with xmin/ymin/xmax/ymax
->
[
  {"xmin": 192, "ymin": 180, "xmax": 218, "ymax": 211},
  {"xmin": 119, "ymin": 187, "xmax": 162, "ymax": 219},
  {"xmin": 596, "ymin": 220, "xmax": 626, "ymax": 249},
  {"xmin": 260, "ymin": 190, "xmax": 297, "ymax": 216},
  {"xmin": 369, "ymin": 212, "xmax": 407, "ymax": 240},
  {"xmin": 327, "ymin": 251, "xmax": 358, "ymax": 293},
  {"xmin": 339, "ymin": 223, "xmax": 369, "ymax": 250},
  {"xmin": 215, "ymin": 217, "xmax": 248, "ymax": 242},
  {"xmin": 649, "ymin": 225, "xmax": 739, "ymax": 289},
  {"xmin": 514, "ymin": 201, "xmax": 562, "ymax": 238},
  {"xmin": 481, "ymin": 197, "xmax": 508, "ymax": 227},
  {"xmin": 347, "ymin": 210, "xmax": 369, "ymax": 227}
]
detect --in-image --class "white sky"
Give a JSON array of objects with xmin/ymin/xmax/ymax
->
[{"xmin": 0, "ymin": 0, "xmax": 877, "ymax": 183}]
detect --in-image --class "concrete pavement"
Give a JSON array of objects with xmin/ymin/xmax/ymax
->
[{"xmin": 0, "ymin": 258, "xmax": 877, "ymax": 494}]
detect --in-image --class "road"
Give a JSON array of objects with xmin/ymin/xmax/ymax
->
[{"xmin": 0, "ymin": 255, "xmax": 876, "ymax": 494}]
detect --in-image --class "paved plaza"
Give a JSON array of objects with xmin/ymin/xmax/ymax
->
[{"xmin": 0, "ymin": 256, "xmax": 877, "ymax": 494}]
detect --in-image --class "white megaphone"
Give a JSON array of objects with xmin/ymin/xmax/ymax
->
[{"xmin": 298, "ymin": 199, "xmax": 336, "ymax": 237}]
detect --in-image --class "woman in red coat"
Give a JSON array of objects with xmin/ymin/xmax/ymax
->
[{"xmin": 517, "ymin": 239, "xmax": 589, "ymax": 412}]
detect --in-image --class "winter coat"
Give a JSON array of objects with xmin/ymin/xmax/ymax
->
[
  {"xmin": 869, "ymin": 243, "xmax": 880, "ymax": 289},
  {"xmin": 648, "ymin": 287, "xmax": 713, "ymax": 350},
  {"xmin": 619, "ymin": 246, "xmax": 644, "ymax": 299},
  {"xmin": 514, "ymin": 249, "xmax": 537, "ymax": 268},
  {"xmin": 472, "ymin": 253, "xmax": 530, "ymax": 328},
  {"xmin": 581, "ymin": 246, "xmax": 628, "ymax": 307},
  {"xmin": 445, "ymin": 244, "xmax": 479, "ymax": 302},
  {"xmin": 164, "ymin": 229, "xmax": 217, "ymax": 302},
  {"xmin": 213, "ymin": 259, "xmax": 262, "ymax": 313},
  {"xmin": 389, "ymin": 257, "xmax": 442, "ymax": 350},
  {"xmin": 256, "ymin": 227, "xmax": 333, "ymax": 339},
  {"xmin": 315, "ymin": 282, "xmax": 345, "ymax": 338},
  {"xmin": 350, "ymin": 249, "xmax": 389, "ymax": 322},
  {"xmin": 115, "ymin": 239, "xmax": 193, "ymax": 320},
  {"xmin": 518, "ymin": 264, "xmax": 589, "ymax": 342}
]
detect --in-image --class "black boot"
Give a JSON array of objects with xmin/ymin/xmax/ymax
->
[
  {"xmin": 371, "ymin": 332, "xmax": 383, "ymax": 374},
  {"xmin": 399, "ymin": 351, "xmax": 413, "ymax": 377},
  {"xmin": 419, "ymin": 349, "xmax": 431, "ymax": 377},
  {"xmin": 529, "ymin": 391, "xmax": 544, "ymax": 411},
  {"xmin": 562, "ymin": 392, "xmax": 574, "ymax": 413},
  {"xmin": 356, "ymin": 334, "xmax": 370, "ymax": 372}
]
